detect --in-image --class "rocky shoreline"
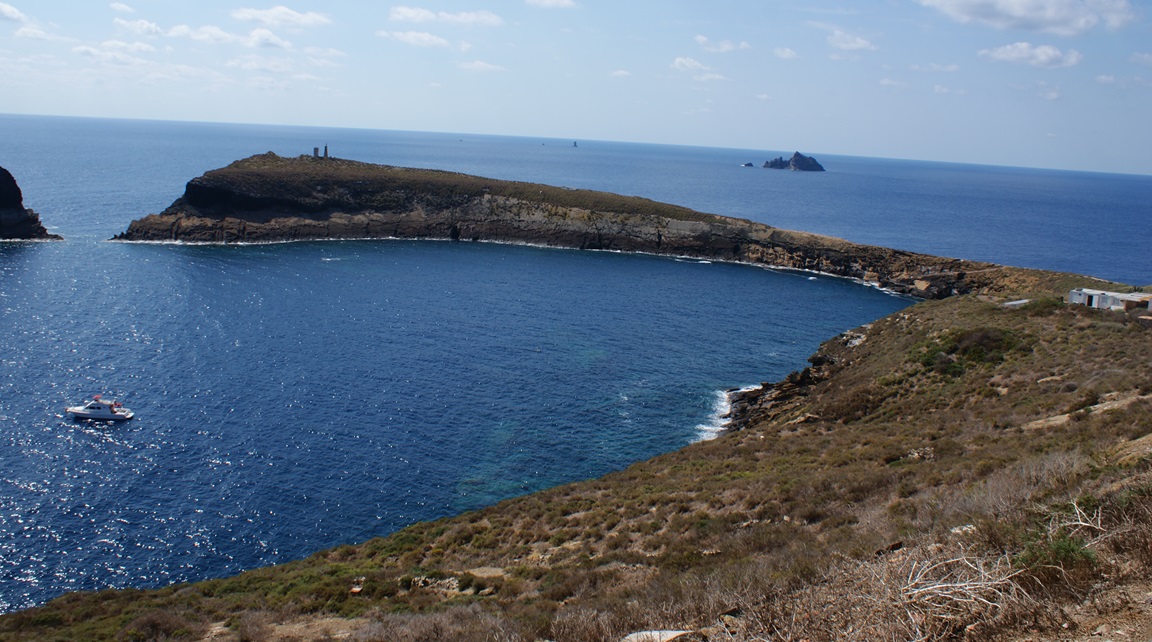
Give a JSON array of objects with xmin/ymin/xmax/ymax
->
[{"xmin": 116, "ymin": 152, "xmax": 1086, "ymax": 300}]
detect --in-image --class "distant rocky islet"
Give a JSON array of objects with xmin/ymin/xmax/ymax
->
[{"xmin": 763, "ymin": 151, "xmax": 825, "ymax": 172}]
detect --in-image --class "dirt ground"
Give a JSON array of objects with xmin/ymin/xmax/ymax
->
[{"xmin": 1007, "ymin": 582, "xmax": 1152, "ymax": 642}]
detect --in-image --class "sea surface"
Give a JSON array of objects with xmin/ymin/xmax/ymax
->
[{"xmin": 1, "ymin": 115, "xmax": 1149, "ymax": 613}]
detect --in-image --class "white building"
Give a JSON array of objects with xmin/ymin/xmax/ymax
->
[{"xmin": 1068, "ymin": 288, "xmax": 1152, "ymax": 311}]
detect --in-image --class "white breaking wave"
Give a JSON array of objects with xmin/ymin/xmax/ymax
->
[{"xmin": 694, "ymin": 385, "xmax": 758, "ymax": 441}]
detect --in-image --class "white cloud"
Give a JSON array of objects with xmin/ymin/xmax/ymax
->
[
  {"xmin": 305, "ymin": 46, "xmax": 346, "ymax": 67},
  {"xmin": 459, "ymin": 60, "xmax": 504, "ymax": 72},
  {"xmin": 918, "ymin": 0, "xmax": 1134, "ymax": 36},
  {"xmin": 168, "ymin": 24, "xmax": 234, "ymax": 44},
  {"xmin": 376, "ymin": 30, "xmax": 450, "ymax": 47},
  {"xmin": 1095, "ymin": 74, "xmax": 1116, "ymax": 83},
  {"xmin": 526, "ymin": 0, "xmax": 575, "ymax": 7},
  {"xmin": 15, "ymin": 23, "xmax": 68, "ymax": 40},
  {"xmin": 1132, "ymin": 52, "xmax": 1152, "ymax": 66},
  {"xmin": 979, "ymin": 42, "xmax": 1082, "ymax": 67},
  {"xmin": 232, "ymin": 6, "xmax": 330, "ymax": 28},
  {"xmin": 671, "ymin": 57, "xmax": 725, "ymax": 81},
  {"xmin": 671, "ymin": 56, "xmax": 708, "ymax": 72},
  {"xmin": 167, "ymin": 24, "xmax": 292, "ymax": 48},
  {"xmin": 880, "ymin": 78, "xmax": 905, "ymax": 88},
  {"xmin": 1, "ymin": 3, "xmax": 70, "ymax": 40},
  {"xmin": 226, "ymin": 54, "xmax": 294, "ymax": 73},
  {"xmin": 390, "ymin": 6, "xmax": 503, "ymax": 27},
  {"xmin": 2, "ymin": 2, "xmax": 68, "ymax": 40},
  {"xmin": 14, "ymin": 24, "xmax": 42, "ymax": 37},
  {"xmin": 773, "ymin": 47, "xmax": 798, "ymax": 59},
  {"xmin": 827, "ymin": 29, "xmax": 876, "ymax": 51},
  {"xmin": 101, "ymin": 39, "xmax": 154, "ymax": 53},
  {"xmin": 247, "ymin": 28, "xmax": 291, "ymax": 48},
  {"xmin": 389, "ymin": 6, "xmax": 436, "ymax": 22},
  {"xmin": 609, "ymin": 69, "xmax": 630, "ymax": 77},
  {"xmin": 934, "ymin": 84, "xmax": 967, "ymax": 94},
  {"xmin": 73, "ymin": 44, "xmax": 147, "ymax": 65},
  {"xmin": 109, "ymin": 2, "xmax": 133, "ymax": 13},
  {"xmin": 695, "ymin": 35, "xmax": 750, "ymax": 53},
  {"xmin": 0, "ymin": 2, "xmax": 28, "ymax": 23},
  {"xmin": 115, "ymin": 17, "xmax": 163, "ymax": 36}
]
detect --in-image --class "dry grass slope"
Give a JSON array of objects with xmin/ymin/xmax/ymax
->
[{"xmin": 202, "ymin": 153, "xmax": 724, "ymax": 224}]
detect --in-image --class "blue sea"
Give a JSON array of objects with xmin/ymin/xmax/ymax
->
[{"xmin": 1, "ymin": 115, "xmax": 1149, "ymax": 613}]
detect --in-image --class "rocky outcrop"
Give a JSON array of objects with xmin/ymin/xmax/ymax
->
[
  {"xmin": 0, "ymin": 166, "xmax": 60, "ymax": 240},
  {"xmin": 116, "ymin": 152, "xmax": 1065, "ymax": 299},
  {"xmin": 764, "ymin": 152, "xmax": 825, "ymax": 172}
]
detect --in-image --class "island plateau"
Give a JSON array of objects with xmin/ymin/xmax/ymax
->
[
  {"xmin": 118, "ymin": 152, "xmax": 1074, "ymax": 299},
  {"xmin": 0, "ymin": 165, "xmax": 60, "ymax": 240}
]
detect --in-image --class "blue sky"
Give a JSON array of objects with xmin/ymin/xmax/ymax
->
[{"xmin": 1, "ymin": 1, "xmax": 1150, "ymax": 173}]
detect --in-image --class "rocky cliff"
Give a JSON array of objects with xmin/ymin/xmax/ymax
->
[
  {"xmin": 117, "ymin": 152, "xmax": 1075, "ymax": 299},
  {"xmin": 0, "ymin": 166, "xmax": 60, "ymax": 240}
]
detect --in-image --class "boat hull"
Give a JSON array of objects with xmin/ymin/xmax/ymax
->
[{"xmin": 66, "ymin": 407, "xmax": 134, "ymax": 421}]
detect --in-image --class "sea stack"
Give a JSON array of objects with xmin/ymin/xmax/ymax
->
[
  {"xmin": 764, "ymin": 152, "xmax": 825, "ymax": 172},
  {"xmin": 0, "ymin": 165, "xmax": 61, "ymax": 240}
]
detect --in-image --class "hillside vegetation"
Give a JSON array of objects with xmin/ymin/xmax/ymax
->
[
  {"xmin": 3, "ymin": 271, "xmax": 1151, "ymax": 640},
  {"xmin": 183, "ymin": 153, "xmax": 721, "ymax": 223}
]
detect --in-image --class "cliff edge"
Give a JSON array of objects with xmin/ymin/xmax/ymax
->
[
  {"xmin": 116, "ymin": 152, "xmax": 1097, "ymax": 299},
  {"xmin": 0, "ymin": 166, "xmax": 61, "ymax": 240}
]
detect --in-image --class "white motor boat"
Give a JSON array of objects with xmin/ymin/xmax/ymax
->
[{"xmin": 66, "ymin": 395, "xmax": 134, "ymax": 421}]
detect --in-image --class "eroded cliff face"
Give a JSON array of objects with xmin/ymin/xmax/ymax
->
[
  {"xmin": 0, "ymin": 166, "xmax": 61, "ymax": 240},
  {"xmin": 116, "ymin": 153, "xmax": 1063, "ymax": 299}
]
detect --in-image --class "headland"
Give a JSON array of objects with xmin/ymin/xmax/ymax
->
[{"xmin": 115, "ymin": 152, "xmax": 1104, "ymax": 299}]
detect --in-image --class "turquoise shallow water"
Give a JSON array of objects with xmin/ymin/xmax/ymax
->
[{"xmin": 0, "ymin": 115, "xmax": 1148, "ymax": 612}]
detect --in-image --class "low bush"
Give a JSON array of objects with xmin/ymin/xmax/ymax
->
[{"xmin": 116, "ymin": 610, "xmax": 198, "ymax": 642}]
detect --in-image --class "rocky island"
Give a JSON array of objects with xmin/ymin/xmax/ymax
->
[
  {"xmin": 117, "ymin": 152, "xmax": 1077, "ymax": 299},
  {"xmin": 764, "ymin": 151, "xmax": 825, "ymax": 171},
  {"xmin": 0, "ymin": 165, "xmax": 60, "ymax": 240}
]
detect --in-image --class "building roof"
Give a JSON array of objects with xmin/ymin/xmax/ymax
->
[{"xmin": 1071, "ymin": 288, "xmax": 1152, "ymax": 302}]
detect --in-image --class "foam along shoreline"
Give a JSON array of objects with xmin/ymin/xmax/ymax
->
[
  {"xmin": 695, "ymin": 387, "xmax": 761, "ymax": 441},
  {"xmin": 114, "ymin": 152, "xmax": 1111, "ymax": 300}
]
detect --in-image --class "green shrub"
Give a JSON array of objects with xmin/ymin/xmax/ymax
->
[
  {"xmin": 117, "ymin": 610, "xmax": 196, "ymax": 642},
  {"xmin": 1018, "ymin": 533, "xmax": 1096, "ymax": 569}
]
